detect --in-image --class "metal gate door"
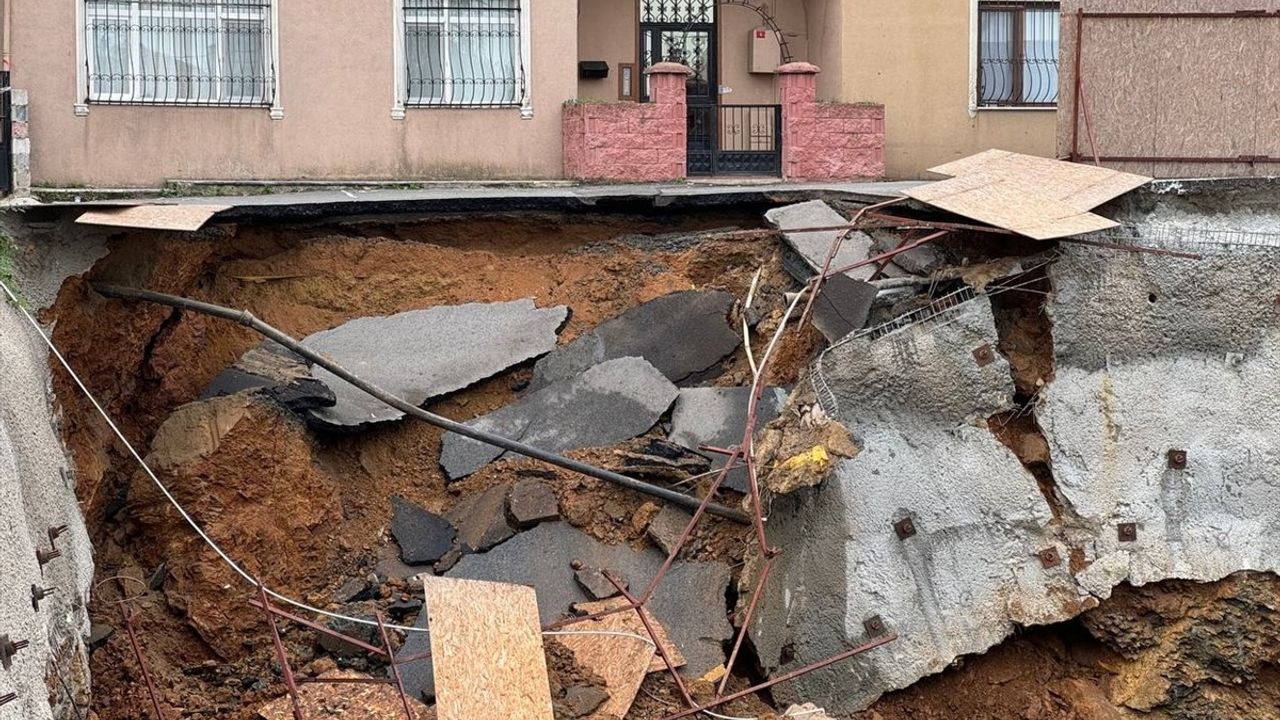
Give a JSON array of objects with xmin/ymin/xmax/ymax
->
[
  {"xmin": 0, "ymin": 71, "xmax": 12, "ymax": 196},
  {"xmin": 687, "ymin": 104, "xmax": 782, "ymax": 176}
]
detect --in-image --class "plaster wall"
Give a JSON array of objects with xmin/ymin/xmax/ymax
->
[{"xmin": 13, "ymin": 0, "xmax": 578, "ymax": 187}]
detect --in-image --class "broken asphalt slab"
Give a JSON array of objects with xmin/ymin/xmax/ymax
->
[
  {"xmin": 390, "ymin": 496, "xmax": 455, "ymax": 565},
  {"xmin": 302, "ymin": 299, "xmax": 568, "ymax": 428},
  {"xmin": 201, "ymin": 342, "xmax": 336, "ymax": 413},
  {"xmin": 395, "ymin": 522, "xmax": 731, "ymax": 701},
  {"xmin": 668, "ymin": 386, "xmax": 787, "ymax": 492},
  {"xmin": 440, "ymin": 357, "xmax": 678, "ymax": 481},
  {"xmin": 766, "ymin": 200, "xmax": 879, "ymax": 333},
  {"xmin": 529, "ymin": 290, "xmax": 740, "ymax": 390}
]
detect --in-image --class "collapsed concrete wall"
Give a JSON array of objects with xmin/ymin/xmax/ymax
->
[
  {"xmin": 1043, "ymin": 241, "xmax": 1280, "ymax": 594},
  {"xmin": 0, "ymin": 303, "xmax": 95, "ymax": 720},
  {"xmin": 752, "ymin": 207, "xmax": 1280, "ymax": 714}
]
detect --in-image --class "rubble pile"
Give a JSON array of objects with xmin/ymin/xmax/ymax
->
[{"xmin": 47, "ymin": 155, "xmax": 1280, "ymax": 720}]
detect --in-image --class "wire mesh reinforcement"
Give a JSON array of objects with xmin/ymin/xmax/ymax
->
[
  {"xmin": 85, "ymin": 0, "xmax": 275, "ymax": 107},
  {"xmin": 977, "ymin": 1, "xmax": 1060, "ymax": 107},
  {"xmin": 404, "ymin": 0, "xmax": 525, "ymax": 107},
  {"xmin": 1082, "ymin": 224, "xmax": 1280, "ymax": 252}
]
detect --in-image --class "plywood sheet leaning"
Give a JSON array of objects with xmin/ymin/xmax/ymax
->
[
  {"xmin": 424, "ymin": 576, "xmax": 555, "ymax": 720},
  {"xmin": 906, "ymin": 150, "xmax": 1151, "ymax": 241},
  {"xmin": 76, "ymin": 204, "xmax": 230, "ymax": 231},
  {"xmin": 569, "ymin": 596, "xmax": 686, "ymax": 674}
]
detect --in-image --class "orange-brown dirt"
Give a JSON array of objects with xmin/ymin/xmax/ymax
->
[
  {"xmin": 47, "ymin": 211, "xmax": 1280, "ymax": 720},
  {"xmin": 49, "ymin": 210, "xmax": 814, "ymax": 719}
]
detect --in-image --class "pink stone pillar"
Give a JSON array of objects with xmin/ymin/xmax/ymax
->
[
  {"xmin": 644, "ymin": 62, "xmax": 692, "ymax": 180},
  {"xmin": 777, "ymin": 62, "xmax": 821, "ymax": 181}
]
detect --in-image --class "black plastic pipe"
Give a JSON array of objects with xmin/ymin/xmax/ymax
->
[{"xmin": 93, "ymin": 283, "xmax": 750, "ymax": 523}]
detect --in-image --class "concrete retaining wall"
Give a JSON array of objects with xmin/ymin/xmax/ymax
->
[
  {"xmin": 753, "ymin": 204, "xmax": 1280, "ymax": 714},
  {"xmin": 0, "ymin": 303, "xmax": 94, "ymax": 720}
]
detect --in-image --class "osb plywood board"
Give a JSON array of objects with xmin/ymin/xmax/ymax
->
[
  {"xmin": 906, "ymin": 172, "xmax": 1119, "ymax": 240},
  {"xmin": 927, "ymin": 150, "xmax": 1150, "ymax": 211},
  {"xmin": 1056, "ymin": 0, "xmax": 1280, "ymax": 179},
  {"xmin": 76, "ymin": 204, "xmax": 230, "ymax": 231},
  {"xmin": 424, "ymin": 577, "xmax": 555, "ymax": 720},
  {"xmin": 555, "ymin": 604, "xmax": 656, "ymax": 719},
  {"xmin": 257, "ymin": 670, "xmax": 434, "ymax": 719},
  {"xmin": 569, "ymin": 596, "xmax": 686, "ymax": 674}
]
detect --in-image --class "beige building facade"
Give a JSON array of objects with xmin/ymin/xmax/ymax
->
[{"xmin": 7, "ymin": 0, "xmax": 1061, "ymax": 188}]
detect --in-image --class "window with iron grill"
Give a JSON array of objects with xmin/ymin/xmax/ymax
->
[
  {"xmin": 84, "ymin": 0, "xmax": 275, "ymax": 107},
  {"xmin": 977, "ymin": 1, "xmax": 1060, "ymax": 107},
  {"xmin": 404, "ymin": 0, "xmax": 524, "ymax": 107}
]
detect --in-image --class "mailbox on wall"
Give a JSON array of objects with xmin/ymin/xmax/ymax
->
[
  {"xmin": 579, "ymin": 61, "xmax": 609, "ymax": 80},
  {"xmin": 749, "ymin": 27, "xmax": 779, "ymax": 74}
]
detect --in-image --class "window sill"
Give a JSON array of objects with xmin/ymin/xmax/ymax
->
[{"xmin": 976, "ymin": 105, "xmax": 1059, "ymax": 112}]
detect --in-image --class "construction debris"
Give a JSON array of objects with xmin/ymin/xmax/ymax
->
[
  {"xmin": 304, "ymin": 299, "xmax": 568, "ymax": 427},
  {"xmin": 440, "ymin": 357, "xmax": 679, "ymax": 480},
  {"xmin": 76, "ymin": 203, "xmax": 230, "ymax": 231},
  {"xmin": 201, "ymin": 342, "xmax": 336, "ymax": 412},
  {"xmin": 645, "ymin": 505, "xmax": 693, "ymax": 556},
  {"xmin": 256, "ymin": 670, "xmax": 432, "ymax": 719},
  {"xmin": 530, "ymin": 290, "xmax": 740, "ymax": 389},
  {"xmin": 448, "ymin": 522, "xmax": 732, "ymax": 677},
  {"xmin": 422, "ymin": 577, "xmax": 555, "ymax": 720},
  {"xmin": 668, "ymin": 386, "xmax": 787, "ymax": 492},
  {"xmin": 508, "ymin": 479, "xmax": 561, "ymax": 527},
  {"xmin": 765, "ymin": 200, "xmax": 877, "ymax": 282},
  {"xmin": 446, "ymin": 483, "xmax": 516, "ymax": 554},
  {"xmin": 906, "ymin": 149, "xmax": 1151, "ymax": 240},
  {"xmin": 390, "ymin": 496, "xmax": 455, "ymax": 565}
]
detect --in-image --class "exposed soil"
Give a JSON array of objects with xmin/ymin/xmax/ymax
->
[
  {"xmin": 45, "ymin": 207, "xmax": 1280, "ymax": 720},
  {"xmin": 47, "ymin": 210, "xmax": 801, "ymax": 720}
]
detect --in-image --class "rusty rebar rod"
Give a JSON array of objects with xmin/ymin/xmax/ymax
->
[
  {"xmin": 248, "ymin": 598, "xmax": 389, "ymax": 658},
  {"xmin": 120, "ymin": 604, "xmax": 165, "ymax": 720},
  {"xmin": 375, "ymin": 612, "xmax": 417, "ymax": 720},
  {"xmin": 717, "ymin": 555, "xmax": 775, "ymax": 696},
  {"xmin": 799, "ymin": 197, "xmax": 905, "ymax": 329},
  {"xmin": 661, "ymin": 633, "xmax": 898, "ymax": 720},
  {"xmin": 602, "ymin": 570, "xmax": 696, "ymax": 710},
  {"xmin": 92, "ymin": 283, "xmax": 748, "ymax": 524},
  {"xmin": 258, "ymin": 586, "xmax": 306, "ymax": 720}
]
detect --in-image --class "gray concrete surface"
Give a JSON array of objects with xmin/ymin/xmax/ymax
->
[
  {"xmin": 0, "ymin": 303, "xmax": 95, "ymax": 720},
  {"xmin": 441, "ymin": 357, "xmax": 678, "ymax": 480},
  {"xmin": 752, "ymin": 297, "xmax": 1068, "ymax": 713},
  {"xmin": 766, "ymin": 201, "xmax": 879, "ymax": 334},
  {"xmin": 530, "ymin": 290, "xmax": 740, "ymax": 390},
  {"xmin": 668, "ymin": 386, "xmax": 787, "ymax": 492},
  {"xmin": 303, "ymin": 299, "xmax": 567, "ymax": 428},
  {"xmin": 1042, "ymin": 239, "xmax": 1280, "ymax": 594},
  {"xmin": 755, "ymin": 202, "xmax": 1280, "ymax": 714}
]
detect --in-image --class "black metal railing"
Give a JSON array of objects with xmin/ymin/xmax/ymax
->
[
  {"xmin": 640, "ymin": 0, "xmax": 714, "ymax": 24},
  {"xmin": 687, "ymin": 105, "xmax": 782, "ymax": 176},
  {"xmin": 978, "ymin": 1, "xmax": 1060, "ymax": 107},
  {"xmin": 84, "ymin": 0, "xmax": 275, "ymax": 107},
  {"xmin": 404, "ymin": 0, "xmax": 524, "ymax": 107}
]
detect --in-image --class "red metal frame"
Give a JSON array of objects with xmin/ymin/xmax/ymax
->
[{"xmin": 1071, "ymin": 9, "xmax": 1280, "ymax": 165}]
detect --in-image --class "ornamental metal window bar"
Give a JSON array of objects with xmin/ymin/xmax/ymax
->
[
  {"xmin": 977, "ymin": 1, "xmax": 1060, "ymax": 107},
  {"xmin": 640, "ymin": 0, "xmax": 714, "ymax": 24},
  {"xmin": 84, "ymin": 0, "xmax": 275, "ymax": 107},
  {"xmin": 404, "ymin": 0, "xmax": 525, "ymax": 107}
]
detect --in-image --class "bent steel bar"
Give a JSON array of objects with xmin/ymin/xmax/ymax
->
[{"xmin": 93, "ymin": 284, "xmax": 750, "ymax": 523}]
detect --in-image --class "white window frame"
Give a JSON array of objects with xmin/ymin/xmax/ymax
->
[
  {"xmin": 391, "ymin": 0, "xmax": 533, "ymax": 120},
  {"xmin": 74, "ymin": 0, "xmax": 284, "ymax": 118}
]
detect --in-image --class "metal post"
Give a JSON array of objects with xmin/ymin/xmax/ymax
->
[
  {"xmin": 120, "ymin": 604, "xmax": 165, "ymax": 720},
  {"xmin": 258, "ymin": 585, "xmax": 305, "ymax": 720},
  {"xmin": 1070, "ymin": 8, "xmax": 1084, "ymax": 162},
  {"xmin": 375, "ymin": 612, "xmax": 417, "ymax": 720}
]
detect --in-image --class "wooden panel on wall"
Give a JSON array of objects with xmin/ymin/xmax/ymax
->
[{"xmin": 1058, "ymin": 0, "xmax": 1280, "ymax": 178}]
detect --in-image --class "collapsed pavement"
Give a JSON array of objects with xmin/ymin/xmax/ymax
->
[{"xmin": 21, "ymin": 167, "xmax": 1280, "ymax": 720}]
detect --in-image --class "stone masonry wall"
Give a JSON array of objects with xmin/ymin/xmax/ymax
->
[
  {"xmin": 779, "ymin": 63, "xmax": 885, "ymax": 182},
  {"xmin": 562, "ymin": 63, "xmax": 688, "ymax": 183}
]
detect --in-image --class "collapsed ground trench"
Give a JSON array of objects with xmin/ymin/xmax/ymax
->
[{"xmin": 30, "ymin": 195, "xmax": 1280, "ymax": 720}]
